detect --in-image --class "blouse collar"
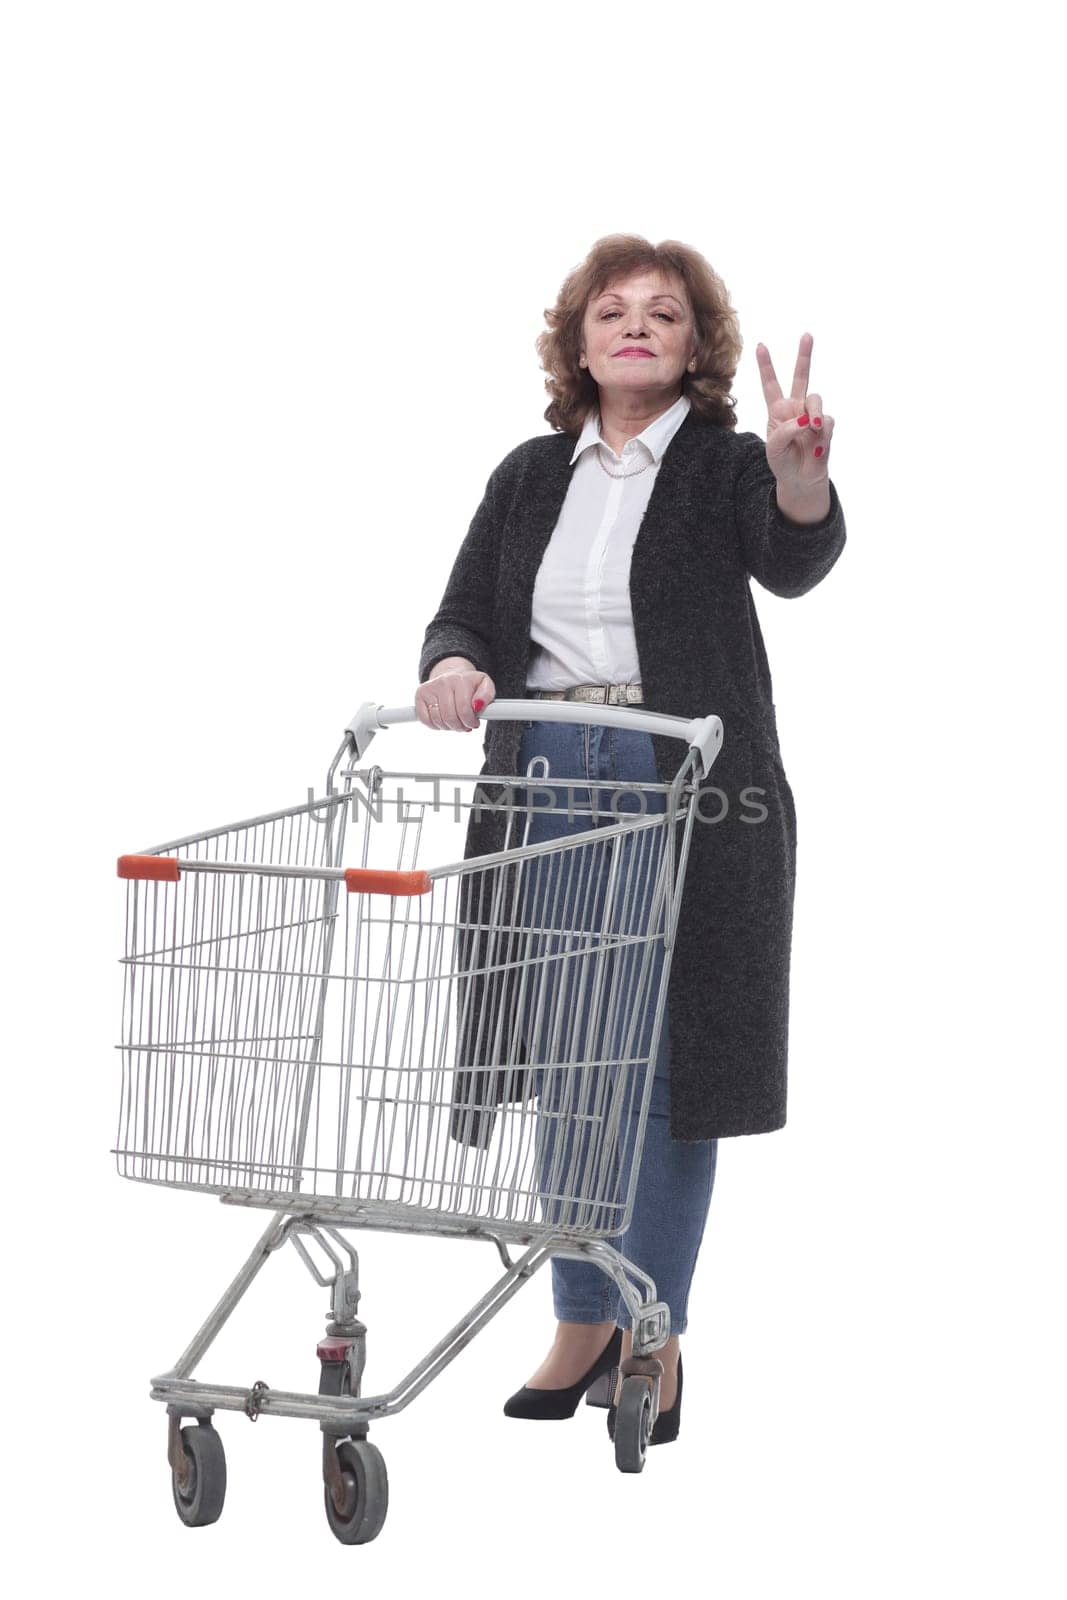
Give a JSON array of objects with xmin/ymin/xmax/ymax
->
[{"xmin": 570, "ymin": 391, "xmax": 692, "ymax": 467}]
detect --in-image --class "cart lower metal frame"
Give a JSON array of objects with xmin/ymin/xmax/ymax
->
[{"xmin": 153, "ymin": 1208, "xmax": 670, "ymax": 1426}]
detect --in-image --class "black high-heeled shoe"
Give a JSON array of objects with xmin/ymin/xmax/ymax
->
[
  {"xmin": 503, "ymin": 1326, "xmax": 623, "ymax": 1420},
  {"xmin": 607, "ymin": 1350, "xmax": 683, "ymax": 1446}
]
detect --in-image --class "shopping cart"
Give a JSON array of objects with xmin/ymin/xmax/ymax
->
[{"xmin": 115, "ymin": 697, "xmax": 723, "ymax": 1542}]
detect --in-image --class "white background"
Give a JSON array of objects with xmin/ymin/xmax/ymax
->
[{"xmin": 2, "ymin": 2, "xmax": 1062, "ymax": 1593}]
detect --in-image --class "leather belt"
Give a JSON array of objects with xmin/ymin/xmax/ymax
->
[
  {"xmin": 526, "ymin": 684, "xmax": 782, "ymax": 753},
  {"xmin": 528, "ymin": 682, "xmax": 644, "ymax": 707}
]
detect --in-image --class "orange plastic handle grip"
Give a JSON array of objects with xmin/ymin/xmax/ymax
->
[
  {"xmin": 118, "ymin": 854, "xmax": 181, "ymax": 882},
  {"xmin": 344, "ymin": 868, "xmax": 432, "ymax": 896}
]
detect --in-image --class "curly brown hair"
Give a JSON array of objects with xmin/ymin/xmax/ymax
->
[{"xmin": 536, "ymin": 233, "xmax": 743, "ymax": 436}]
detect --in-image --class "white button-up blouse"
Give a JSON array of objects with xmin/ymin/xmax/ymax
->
[{"xmin": 525, "ymin": 393, "xmax": 692, "ymax": 690}]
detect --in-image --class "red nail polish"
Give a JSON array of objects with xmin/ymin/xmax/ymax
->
[
  {"xmin": 814, "ymin": 445, "xmax": 824, "ymax": 458},
  {"xmin": 813, "ymin": 416, "xmax": 822, "ymax": 426},
  {"xmin": 797, "ymin": 413, "xmax": 810, "ymax": 427},
  {"xmin": 473, "ymin": 699, "xmax": 484, "ymax": 712}
]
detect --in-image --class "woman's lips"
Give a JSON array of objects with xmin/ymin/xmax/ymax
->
[{"xmin": 614, "ymin": 349, "xmax": 656, "ymax": 358}]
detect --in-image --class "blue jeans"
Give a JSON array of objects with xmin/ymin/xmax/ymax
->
[{"xmin": 514, "ymin": 717, "xmax": 718, "ymax": 1335}]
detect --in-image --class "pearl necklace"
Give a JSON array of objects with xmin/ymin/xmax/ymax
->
[{"xmin": 596, "ymin": 444, "xmax": 653, "ymax": 480}]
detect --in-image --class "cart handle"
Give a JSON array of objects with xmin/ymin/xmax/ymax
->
[{"xmin": 344, "ymin": 698, "xmax": 724, "ymax": 779}]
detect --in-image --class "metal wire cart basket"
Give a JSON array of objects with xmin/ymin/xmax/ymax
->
[{"xmin": 115, "ymin": 697, "xmax": 723, "ymax": 1542}]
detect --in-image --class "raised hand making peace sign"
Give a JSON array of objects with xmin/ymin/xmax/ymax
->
[{"xmin": 756, "ymin": 332, "xmax": 835, "ymax": 517}]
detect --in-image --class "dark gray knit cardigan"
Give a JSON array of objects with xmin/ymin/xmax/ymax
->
[{"xmin": 418, "ymin": 408, "xmax": 846, "ymax": 1141}]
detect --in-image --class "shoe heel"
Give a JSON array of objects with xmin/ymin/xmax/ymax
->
[{"xmin": 584, "ymin": 1366, "xmax": 616, "ymax": 1409}]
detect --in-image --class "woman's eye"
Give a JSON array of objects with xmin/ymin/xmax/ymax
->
[{"xmin": 655, "ymin": 312, "xmax": 675, "ymax": 321}]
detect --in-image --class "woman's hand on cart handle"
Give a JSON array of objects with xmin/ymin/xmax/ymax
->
[{"xmin": 415, "ymin": 660, "xmax": 497, "ymax": 732}]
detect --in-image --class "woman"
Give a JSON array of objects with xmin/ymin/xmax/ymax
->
[{"xmin": 414, "ymin": 234, "xmax": 846, "ymax": 1445}]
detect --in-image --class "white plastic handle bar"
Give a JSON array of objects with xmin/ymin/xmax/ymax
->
[{"xmin": 345, "ymin": 698, "xmax": 724, "ymax": 779}]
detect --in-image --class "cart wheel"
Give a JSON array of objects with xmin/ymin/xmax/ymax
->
[
  {"xmin": 324, "ymin": 1439, "xmax": 389, "ymax": 1545},
  {"xmin": 171, "ymin": 1422, "xmax": 227, "ymax": 1527},
  {"xmin": 614, "ymin": 1376, "xmax": 653, "ymax": 1474}
]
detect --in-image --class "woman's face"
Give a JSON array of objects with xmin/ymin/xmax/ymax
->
[{"xmin": 580, "ymin": 269, "xmax": 697, "ymax": 403}]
